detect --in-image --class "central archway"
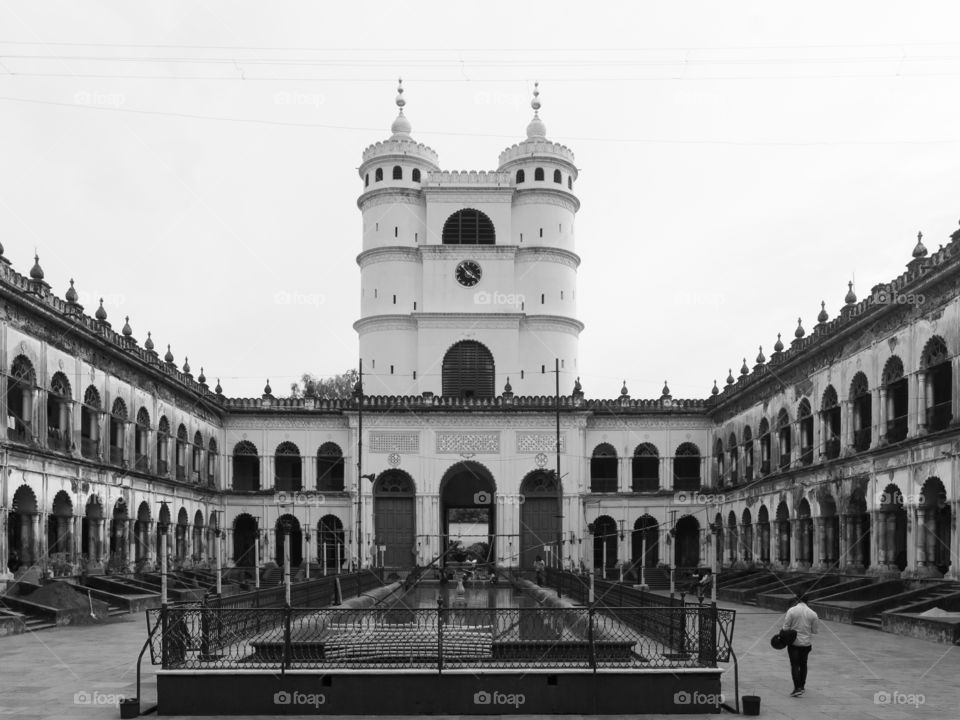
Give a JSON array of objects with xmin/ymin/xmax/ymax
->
[
  {"xmin": 519, "ymin": 470, "xmax": 560, "ymax": 570},
  {"xmin": 439, "ymin": 461, "xmax": 496, "ymax": 568}
]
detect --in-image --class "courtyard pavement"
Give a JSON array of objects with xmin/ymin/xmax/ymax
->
[{"xmin": 0, "ymin": 597, "xmax": 958, "ymax": 720}]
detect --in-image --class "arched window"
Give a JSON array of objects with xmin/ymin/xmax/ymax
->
[
  {"xmin": 156, "ymin": 416, "xmax": 170, "ymax": 474},
  {"xmin": 392, "ymin": 165, "xmax": 402, "ymax": 180},
  {"xmin": 441, "ymin": 208, "xmax": 495, "ymax": 245},
  {"xmin": 515, "ymin": 169, "xmax": 525, "ymax": 183},
  {"xmin": 412, "ymin": 168, "xmax": 421, "ymax": 183},
  {"xmin": 441, "ymin": 340, "xmax": 495, "ymax": 398},
  {"xmin": 590, "ymin": 443, "xmax": 618, "ymax": 493},
  {"xmin": 534, "ymin": 167, "xmax": 544, "ymax": 181},
  {"xmin": 275, "ymin": 441, "xmax": 302, "ymax": 492},
  {"xmin": 317, "ymin": 442, "xmax": 344, "ymax": 491},
  {"xmin": 631, "ymin": 443, "xmax": 659, "ymax": 492},
  {"xmin": 174, "ymin": 424, "xmax": 188, "ymax": 480},
  {"xmin": 921, "ymin": 336, "xmax": 952, "ymax": 431},
  {"xmin": 364, "ymin": 173, "xmax": 369, "ymax": 187},
  {"xmin": 882, "ymin": 355, "xmax": 908, "ymax": 442},
  {"xmin": 109, "ymin": 398, "xmax": 127, "ymax": 466},
  {"xmin": 232, "ymin": 440, "xmax": 259, "ymax": 492},
  {"xmin": 777, "ymin": 408, "xmax": 791, "ymax": 469},
  {"xmin": 80, "ymin": 386, "xmax": 100, "ymax": 458},
  {"xmin": 317, "ymin": 515, "xmax": 345, "ymax": 572},
  {"xmin": 758, "ymin": 417, "xmax": 771, "ymax": 475},
  {"xmin": 553, "ymin": 169, "xmax": 562, "ymax": 183},
  {"xmin": 727, "ymin": 432, "xmax": 739, "ymax": 484},
  {"xmin": 47, "ymin": 372, "xmax": 72, "ymax": 451},
  {"xmin": 134, "ymin": 407, "xmax": 150, "ymax": 471},
  {"xmin": 742, "ymin": 426, "xmax": 754, "ymax": 481},
  {"xmin": 567, "ymin": 177, "xmax": 572, "ymax": 190},
  {"xmin": 374, "ymin": 168, "xmax": 383, "ymax": 182},
  {"xmin": 6, "ymin": 355, "xmax": 35, "ymax": 442},
  {"xmin": 674, "ymin": 442, "xmax": 701, "ymax": 491},
  {"xmin": 797, "ymin": 399, "xmax": 814, "ymax": 465},
  {"xmin": 714, "ymin": 438, "xmax": 725, "ymax": 487},
  {"xmin": 821, "ymin": 386, "xmax": 841, "ymax": 459},
  {"xmin": 850, "ymin": 372, "xmax": 872, "ymax": 451},
  {"xmin": 192, "ymin": 430, "xmax": 203, "ymax": 481},
  {"xmin": 207, "ymin": 438, "xmax": 218, "ymax": 485}
]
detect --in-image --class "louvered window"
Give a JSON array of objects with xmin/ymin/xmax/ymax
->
[
  {"xmin": 442, "ymin": 341, "xmax": 495, "ymax": 398},
  {"xmin": 441, "ymin": 209, "xmax": 495, "ymax": 245}
]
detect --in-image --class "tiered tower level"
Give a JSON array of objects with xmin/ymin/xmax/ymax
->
[{"xmin": 354, "ymin": 82, "xmax": 583, "ymax": 397}]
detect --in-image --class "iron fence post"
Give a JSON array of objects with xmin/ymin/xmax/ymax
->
[
  {"xmin": 587, "ymin": 606, "xmax": 596, "ymax": 672},
  {"xmin": 160, "ymin": 603, "xmax": 168, "ymax": 668},
  {"xmin": 282, "ymin": 604, "xmax": 292, "ymax": 675},
  {"xmin": 437, "ymin": 596, "xmax": 444, "ymax": 674},
  {"xmin": 200, "ymin": 594, "xmax": 210, "ymax": 660}
]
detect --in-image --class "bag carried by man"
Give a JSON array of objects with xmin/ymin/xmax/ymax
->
[{"xmin": 770, "ymin": 628, "xmax": 798, "ymax": 650}]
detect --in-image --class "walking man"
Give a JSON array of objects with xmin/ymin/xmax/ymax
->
[{"xmin": 782, "ymin": 593, "xmax": 819, "ymax": 697}]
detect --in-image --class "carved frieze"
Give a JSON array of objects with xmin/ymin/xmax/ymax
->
[
  {"xmin": 517, "ymin": 431, "xmax": 566, "ymax": 453},
  {"xmin": 369, "ymin": 431, "xmax": 419, "ymax": 453},
  {"xmin": 436, "ymin": 431, "xmax": 500, "ymax": 454}
]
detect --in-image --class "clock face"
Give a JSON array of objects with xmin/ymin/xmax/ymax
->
[{"xmin": 455, "ymin": 260, "xmax": 482, "ymax": 287}]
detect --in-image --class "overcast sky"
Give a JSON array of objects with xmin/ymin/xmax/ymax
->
[{"xmin": 1, "ymin": 1, "xmax": 959, "ymax": 400}]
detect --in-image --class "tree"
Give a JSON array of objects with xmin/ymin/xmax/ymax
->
[{"xmin": 289, "ymin": 369, "xmax": 359, "ymax": 399}]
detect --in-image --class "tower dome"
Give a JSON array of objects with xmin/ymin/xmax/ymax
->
[
  {"xmin": 389, "ymin": 78, "xmax": 412, "ymax": 140},
  {"xmin": 526, "ymin": 82, "xmax": 547, "ymax": 139}
]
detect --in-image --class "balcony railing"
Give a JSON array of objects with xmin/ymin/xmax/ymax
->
[
  {"xmin": 191, "ymin": 470, "xmax": 201, "ymax": 483},
  {"xmin": 824, "ymin": 437, "xmax": 841, "ymax": 460},
  {"xmin": 778, "ymin": 453, "xmax": 791, "ymax": 470},
  {"xmin": 135, "ymin": 454, "xmax": 149, "ymax": 472},
  {"xmin": 7, "ymin": 422, "xmax": 28, "ymax": 443},
  {"xmin": 630, "ymin": 477, "xmax": 659, "ymax": 493},
  {"xmin": 886, "ymin": 416, "xmax": 908, "ymax": 443},
  {"xmin": 81, "ymin": 437, "xmax": 99, "ymax": 459},
  {"xmin": 926, "ymin": 402, "xmax": 953, "ymax": 433},
  {"xmin": 745, "ymin": 465, "xmax": 753, "ymax": 482},
  {"xmin": 760, "ymin": 460, "xmax": 770, "ymax": 476},
  {"xmin": 589, "ymin": 478, "xmax": 618, "ymax": 493},
  {"xmin": 109, "ymin": 446, "xmax": 124, "ymax": 465},
  {"xmin": 673, "ymin": 475, "xmax": 701, "ymax": 492},
  {"xmin": 47, "ymin": 428, "xmax": 68, "ymax": 451},
  {"xmin": 176, "ymin": 466, "xmax": 186, "ymax": 480},
  {"xmin": 157, "ymin": 459, "xmax": 169, "ymax": 476},
  {"xmin": 729, "ymin": 470, "xmax": 738, "ymax": 485},
  {"xmin": 800, "ymin": 447, "xmax": 814, "ymax": 466},
  {"xmin": 853, "ymin": 427, "xmax": 871, "ymax": 452}
]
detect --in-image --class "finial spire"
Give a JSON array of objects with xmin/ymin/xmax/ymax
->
[
  {"xmin": 531, "ymin": 81, "xmax": 541, "ymax": 114},
  {"xmin": 390, "ymin": 77, "xmax": 412, "ymax": 139},
  {"xmin": 396, "ymin": 78, "xmax": 405, "ymax": 111},
  {"xmin": 525, "ymin": 81, "xmax": 547, "ymax": 139}
]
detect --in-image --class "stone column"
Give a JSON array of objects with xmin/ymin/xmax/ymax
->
[
  {"xmin": 924, "ymin": 508, "xmax": 938, "ymax": 572},
  {"xmin": 814, "ymin": 517, "xmax": 825, "ymax": 568},
  {"xmin": 853, "ymin": 514, "xmax": 865, "ymax": 569},
  {"xmin": 952, "ymin": 356, "xmax": 960, "ymax": 425},
  {"xmin": 662, "ymin": 457, "xmax": 673, "ymax": 491},
  {"xmin": 843, "ymin": 400, "xmax": 854, "ymax": 454},
  {"xmin": 877, "ymin": 387, "xmax": 888, "ymax": 443},
  {"xmin": 914, "ymin": 374, "xmax": 926, "ymax": 435}
]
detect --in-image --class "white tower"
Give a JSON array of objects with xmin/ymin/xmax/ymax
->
[{"xmin": 355, "ymin": 82, "xmax": 582, "ymax": 397}]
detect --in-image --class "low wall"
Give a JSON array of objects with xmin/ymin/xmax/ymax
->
[{"xmin": 158, "ymin": 668, "xmax": 724, "ymax": 715}]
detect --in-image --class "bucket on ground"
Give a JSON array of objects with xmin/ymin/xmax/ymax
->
[
  {"xmin": 742, "ymin": 694, "xmax": 761, "ymax": 716},
  {"xmin": 119, "ymin": 697, "xmax": 140, "ymax": 719}
]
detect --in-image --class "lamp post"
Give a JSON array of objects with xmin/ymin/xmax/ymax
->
[
  {"xmin": 211, "ymin": 509, "xmax": 223, "ymax": 596},
  {"xmin": 618, "ymin": 519, "xmax": 625, "ymax": 583},
  {"xmin": 357, "ymin": 473, "xmax": 376, "ymax": 571},
  {"xmin": 157, "ymin": 501, "xmax": 170, "ymax": 605},
  {"xmin": 279, "ymin": 514, "xmax": 293, "ymax": 605},
  {"xmin": 253, "ymin": 516, "xmax": 261, "ymax": 590}
]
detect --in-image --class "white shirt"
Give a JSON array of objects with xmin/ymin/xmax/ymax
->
[{"xmin": 783, "ymin": 601, "xmax": 819, "ymax": 646}]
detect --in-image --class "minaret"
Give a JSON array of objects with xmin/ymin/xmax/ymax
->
[
  {"xmin": 496, "ymin": 83, "xmax": 583, "ymax": 394},
  {"xmin": 355, "ymin": 80, "xmax": 438, "ymax": 396}
]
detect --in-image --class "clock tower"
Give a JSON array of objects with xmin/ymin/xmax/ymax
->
[{"xmin": 355, "ymin": 81, "xmax": 583, "ymax": 397}]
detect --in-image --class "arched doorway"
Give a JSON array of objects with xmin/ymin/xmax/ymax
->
[
  {"xmin": 275, "ymin": 514, "xmax": 303, "ymax": 567},
  {"xmin": 821, "ymin": 495, "xmax": 839, "ymax": 569},
  {"xmin": 591, "ymin": 515, "xmax": 618, "ymax": 576},
  {"xmin": 317, "ymin": 515, "xmax": 345, "ymax": 573},
  {"xmin": 919, "ymin": 477, "xmax": 951, "ymax": 576},
  {"xmin": 439, "ymin": 462, "xmax": 495, "ymax": 567},
  {"xmin": 757, "ymin": 505, "xmax": 770, "ymax": 564},
  {"xmin": 192, "ymin": 510, "xmax": 204, "ymax": 561},
  {"xmin": 373, "ymin": 470, "xmax": 416, "ymax": 569},
  {"xmin": 775, "ymin": 502, "xmax": 791, "ymax": 567},
  {"xmin": 176, "ymin": 508, "xmax": 189, "ymax": 561},
  {"xmin": 674, "ymin": 515, "xmax": 700, "ymax": 568},
  {"xmin": 879, "ymin": 484, "xmax": 907, "ymax": 572},
  {"xmin": 632, "ymin": 515, "xmax": 659, "ymax": 571},
  {"xmin": 847, "ymin": 488, "xmax": 870, "ymax": 570},
  {"xmin": 796, "ymin": 499, "xmax": 813, "ymax": 568},
  {"xmin": 109, "ymin": 498, "xmax": 129, "ymax": 571},
  {"xmin": 519, "ymin": 470, "xmax": 560, "ymax": 570},
  {"xmin": 134, "ymin": 501, "xmax": 151, "ymax": 564},
  {"xmin": 156, "ymin": 503, "xmax": 171, "ymax": 561},
  {"xmin": 741, "ymin": 508, "xmax": 753, "ymax": 564},
  {"xmin": 9, "ymin": 485, "xmax": 38, "ymax": 570},
  {"xmin": 83, "ymin": 496, "xmax": 104, "ymax": 563},
  {"xmin": 233, "ymin": 514, "xmax": 258, "ymax": 568},
  {"xmin": 48, "ymin": 490, "xmax": 73, "ymax": 559}
]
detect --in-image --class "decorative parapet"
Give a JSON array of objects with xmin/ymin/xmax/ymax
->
[
  {"xmin": 361, "ymin": 139, "xmax": 439, "ymax": 167},
  {"xmin": 498, "ymin": 140, "xmax": 576, "ymax": 167},
  {"xmin": 422, "ymin": 170, "xmax": 512, "ymax": 187}
]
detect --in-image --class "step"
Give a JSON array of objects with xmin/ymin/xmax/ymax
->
[
  {"xmin": 22, "ymin": 616, "xmax": 57, "ymax": 632},
  {"xmin": 853, "ymin": 616, "xmax": 882, "ymax": 629}
]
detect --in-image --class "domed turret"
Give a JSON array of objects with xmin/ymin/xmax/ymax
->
[
  {"xmin": 817, "ymin": 300, "xmax": 829, "ymax": 324},
  {"xmin": 660, "ymin": 380, "xmax": 671, "ymax": 398},
  {"xmin": 95, "ymin": 298, "xmax": 108, "ymax": 322},
  {"xmin": 726, "ymin": 369, "xmax": 735, "ymax": 386},
  {"xmin": 845, "ymin": 281, "xmax": 857, "ymax": 305},
  {"xmin": 912, "ymin": 230, "xmax": 928, "ymax": 259},
  {"xmin": 740, "ymin": 358, "xmax": 749, "ymax": 377},
  {"xmin": 182, "ymin": 356, "xmax": 191, "ymax": 375},
  {"xmin": 65, "ymin": 279, "xmax": 79, "ymax": 304},
  {"xmin": 794, "ymin": 317, "xmax": 805, "ymax": 339},
  {"xmin": 774, "ymin": 333, "xmax": 784, "ymax": 353},
  {"xmin": 198, "ymin": 367, "xmax": 207, "ymax": 385},
  {"xmin": 144, "ymin": 331, "xmax": 155, "ymax": 352},
  {"xmin": 215, "ymin": 378, "xmax": 222, "ymax": 395},
  {"xmin": 164, "ymin": 344, "xmax": 174, "ymax": 364},
  {"xmin": 122, "ymin": 316, "xmax": 133, "ymax": 337},
  {"xmin": 263, "ymin": 379, "xmax": 273, "ymax": 397},
  {"xmin": 711, "ymin": 380, "xmax": 719, "ymax": 396},
  {"xmin": 390, "ymin": 78, "xmax": 412, "ymax": 140},
  {"xmin": 30, "ymin": 254, "xmax": 44, "ymax": 280},
  {"xmin": 526, "ymin": 82, "xmax": 547, "ymax": 139},
  {"xmin": 756, "ymin": 346, "xmax": 766, "ymax": 364}
]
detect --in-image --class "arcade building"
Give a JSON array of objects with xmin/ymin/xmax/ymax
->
[{"xmin": 2, "ymin": 84, "xmax": 958, "ymax": 584}]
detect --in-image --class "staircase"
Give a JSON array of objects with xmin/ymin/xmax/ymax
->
[
  {"xmin": 854, "ymin": 584, "xmax": 959, "ymax": 631},
  {"xmin": 0, "ymin": 601, "xmax": 56, "ymax": 632},
  {"xmin": 638, "ymin": 567, "xmax": 670, "ymax": 590},
  {"xmin": 262, "ymin": 567, "xmax": 283, "ymax": 585}
]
